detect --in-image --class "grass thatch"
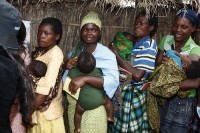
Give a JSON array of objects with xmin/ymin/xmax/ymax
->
[
  {"xmin": 9, "ymin": 0, "xmax": 199, "ymax": 56},
  {"xmin": 9, "ymin": 0, "xmax": 200, "ymax": 13}
]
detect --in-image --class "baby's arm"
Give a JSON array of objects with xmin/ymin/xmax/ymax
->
[{"xmin": 65, "ymin": 57, "xmax": 78, "ymax": 70}]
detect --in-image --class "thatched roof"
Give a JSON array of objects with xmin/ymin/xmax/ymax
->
[{"xmin": 9, "ymin": 0, "xmax": 200, "ymax": 13}]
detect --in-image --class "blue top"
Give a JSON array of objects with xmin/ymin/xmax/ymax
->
[
  {"xmin": 131, "ymin": 36, "xmax": 157, "ymax": 87},
  {"xmin": 63, "ymin": 42, "xmax": 119, "ymax": 98}
]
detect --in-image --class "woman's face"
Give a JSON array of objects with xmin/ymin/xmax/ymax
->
[
  {"xmin": 171, "ymin": 17, "xmax": 195, "ymax": 42},
  {"xmin": 37, "ymin": 24, "xmax": 60, "ymax": 48},
  {"xmin": 80, "ymin": 23, "xmax": 101, "ymax": 45},
  {"xmin": 134, "ymin": 16, "xmax": 152, "ymax": 40}
]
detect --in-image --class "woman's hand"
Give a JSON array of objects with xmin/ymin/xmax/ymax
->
[
  {"xmin": 65, "ymin": 57, "xmax": 78, "ymax": 70},
  {"xmin": 161, "ymin": 55, "xmax": 170, "ymax": 64},
  {"xmin": 119, "ymin": 67, "xmax": 132, "ymax": 82},
  {"xmin": 109, "ymin": 43, "xmax": 118, "ymax": 55},
  {"xmin": 69, "ymin": 76, "xmax": 86, "ymax": 95}
]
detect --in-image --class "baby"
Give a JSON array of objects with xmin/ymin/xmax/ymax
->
[
  {"xmin": 27, "ymin": 60, "xmax": 47, "ymax": 124},
  {"xmin": 28, "ymin": 60, "xmax": 47, "ymax": 84},
  {"xmin": 111, "ymin": 32, "xmax": 134, "ymax": 62}
]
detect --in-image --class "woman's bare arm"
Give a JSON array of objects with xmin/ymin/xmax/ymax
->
[
  {"xmin": 179, "ymin": 78, "xmax": 200, "ymax": 91},
  {"xmin": 109, "ymin": 43, "xmax": 145, "ymax": 82},
  {"xmin": 155, "ymin": 49, "xmax": 164, "ymax": 66}
]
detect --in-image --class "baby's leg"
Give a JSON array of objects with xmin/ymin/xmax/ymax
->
[
  {"xmin": 74, "ymin": 103, "xmax": 85, "ymax": 133},
  {"xmin": 103, "ymin": 96, "xmax": 113, "ymax": 122}
]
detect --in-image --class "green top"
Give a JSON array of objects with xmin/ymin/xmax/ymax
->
[
  {"xmin": 159, "ymin": 35, "xmax": 200, "ymax": 97},
  {"xmin": 68, "ymin": 42, "xmax": 105, "ymax": 110}
]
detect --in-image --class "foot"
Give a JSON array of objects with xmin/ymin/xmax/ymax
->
[
  {"xmin": 107, "ymin": 117, "xmax": 114, "ymax": 123},
  {"xmin": 74, "ymin": 128, "xmax": 80, "ymax": 133}
]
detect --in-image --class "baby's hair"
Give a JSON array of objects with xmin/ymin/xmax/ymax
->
[
  {"xmin": 122, "ymin": 32, "xmax": 135, "ymax": 42},
  {"xmin": 77, "ymin": 51, "xmax": 96, "ymax": 74},
  {"xmin": 29, "ymin": 60, "xmax": 47, "ymax": 78},
  {"xmin": 186, "ymin": 58, "xmax": 200, "ymax": 79}
]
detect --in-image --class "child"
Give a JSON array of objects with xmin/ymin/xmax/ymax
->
[
  {"xmin": 28, "ymin": 60, "xmax": 47, "ymax": 85},
  {"xmin": 147, "ymin": 50, "xmax": 200, "ymax": 132},
  {"xmin": 65, "ymin": 51, "xmax": 113, "ymax": 133}
]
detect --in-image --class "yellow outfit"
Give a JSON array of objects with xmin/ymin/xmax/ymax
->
[
  {"xmin": 28, "ymin": 46, "xmax": 65, "ymax": 133},
  {"xmin": 67, "ymin": 95, "xmax": 107, "ymax": 133}
]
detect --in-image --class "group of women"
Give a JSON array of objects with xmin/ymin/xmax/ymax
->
[{"xmin": 2, "ymin": 0, "xmax": 200, "ymax": 132}]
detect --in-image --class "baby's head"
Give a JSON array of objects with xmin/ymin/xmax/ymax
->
[
  {"xmin": 180, "ymin": 54, "xmax": 200, "ymax": 78},
  {"xmin": 77, "ymin": 51, "xmax": 96, "ymax": 74},
  {"xmin": 28, "ymin": 60, "xmax": 47, "ymax": 78},
  {"xmin": 122, "ymin": 32, "xmax": 134, "ymax": 43},
  {"xmin": 112, "ymin": 32, "xmax": 134, "ymax": 62}
]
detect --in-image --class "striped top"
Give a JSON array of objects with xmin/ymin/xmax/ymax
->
[{"xmin": 132, "ymin": 36, "xmax": 157, "ymax": 83}]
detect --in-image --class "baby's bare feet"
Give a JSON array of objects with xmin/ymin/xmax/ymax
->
[{"xmin": 74, "ymin": 129, "xmax": 80, "ymax": 133}]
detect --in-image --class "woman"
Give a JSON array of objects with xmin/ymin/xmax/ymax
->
[
  {"xmin": 10, "ymin": 21, "xmax": 28, "ymax": 133},
  {"xmin": 0, "ymin": 1, "xmax": 34, "ymax": 132},
  {"xmin": 110, "ymin": 10, "xmax": 158, "ymax": 132},
  {"xmin": 27, "ymin": 17, "xmax": 65, "ymax": 133},
  {"xmin": 65, "ymin": 11, "xmax": 119, "ymax": 133},
  {"xmin": 156, "ymin": 8, "xmax": 200, "ymax": 133}
]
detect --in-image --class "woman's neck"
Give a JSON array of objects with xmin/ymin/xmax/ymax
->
[
  {"xmin": 134, "ymin": 36, "xmax": 147, "ymax": 44},
  {"xmin": 83, "ymin": 43, "xmax": 97, "ymax": 53},
  {"xmin": 41, "ymin": 44, "xmax": 56, "ymax": 53},
  {"xmin": 175, "ymin": 40, "xmax": 187, "ymax": 52}
]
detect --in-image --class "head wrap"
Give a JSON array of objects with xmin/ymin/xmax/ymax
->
[
  {"xmin": 176, "ymin": 8, "xmax": 199, "ymax": 26},
  {"xmin": 80, "ymin": 11, "xmax": 101, "ymax": 30}
]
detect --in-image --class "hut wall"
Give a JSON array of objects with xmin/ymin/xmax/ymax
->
[{"xmin": 18, "ymin": 3, "xmax": 199, "ymax": 57}]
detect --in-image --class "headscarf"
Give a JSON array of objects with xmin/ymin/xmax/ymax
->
[
  {"xmin": 176, "ymin": 8, "xmax": 199, "ymax": 26},
  {"xmin": 80, "ymin": 11, "xmax": 101, "ymax": 30}
]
